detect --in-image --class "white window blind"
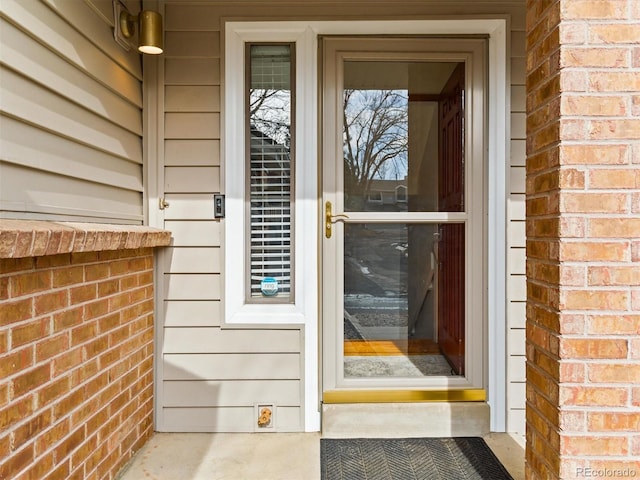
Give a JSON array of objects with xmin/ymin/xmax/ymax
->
[{"xmin": 247, "ymin": 45, "xmax": 294, "ymax": 300}]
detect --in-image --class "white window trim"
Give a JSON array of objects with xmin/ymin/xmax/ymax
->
[
  {"xmin": 224, "ymin": 19, "xmax": 507, "ymax": 433},
  {"xmin": 224, "ymin": 26, "xmax": 317, "ymax": 326}
]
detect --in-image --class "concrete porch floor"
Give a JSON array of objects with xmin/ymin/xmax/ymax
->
[{"xmin": 117, "ymin": 432, "xmax": 525, "ymax": 480}]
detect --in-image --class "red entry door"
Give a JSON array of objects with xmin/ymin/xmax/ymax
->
[{"xmin": 437, "ymin": 63, "xmax": 465, "ymax": 375}]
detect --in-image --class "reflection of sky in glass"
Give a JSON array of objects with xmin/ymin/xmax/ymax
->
[{"xmin": 343, "ymin": 89, "xmax": 409, "ymax": 181}]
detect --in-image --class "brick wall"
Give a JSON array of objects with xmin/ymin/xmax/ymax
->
[
  {"xmin": 0, "ymin": 221, "xmax": 170, "ymax": 480},
  {"xmin": 526, "ymin": 1, "xmax": 640, "ymax": 479}
]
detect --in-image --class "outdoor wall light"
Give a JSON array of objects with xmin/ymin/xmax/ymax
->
[{"xmin": 113, "ymin": 0, "xmax": 163, "ymax": 54}]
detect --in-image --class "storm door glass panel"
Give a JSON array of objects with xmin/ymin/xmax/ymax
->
[
  {"xmin": 341, "ymin": 60, "xmax": 466, "ymax": 378},
  {"xmin": 342, "ymin": 61, "xmax": 464, "ymax": 213},
  {"xmin": 343, "ymin": 223, "xmax": 464, "ymax": 377},
  {"xmin": 247, "ymin": 44, "xmax": 294, "ymax": 301}
]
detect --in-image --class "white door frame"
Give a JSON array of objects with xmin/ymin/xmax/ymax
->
[
  {"xmin": 321, "ymin": 36, "xmax": 487, "ymax": 393},
  {"xmin": 222, "ymin": 18, "xmax": 507, "ymax": 432}
]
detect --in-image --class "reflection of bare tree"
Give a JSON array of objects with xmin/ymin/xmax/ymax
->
[
  {"xmin": 343, "ymin": 89, "xmax": 408, "ymax": 209},
  {"xmin": 250, "ymin": 89, "xmax": 291, "ymax": 147}
]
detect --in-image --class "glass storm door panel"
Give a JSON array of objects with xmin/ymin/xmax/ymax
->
[{"xmin": 322, "ymin": 37, "xmax": 486, "ymax": 392}]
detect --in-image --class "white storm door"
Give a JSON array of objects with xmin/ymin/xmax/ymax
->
[{"xmin": 321, "ymin": 37, "xmax": 486, "ymax": 394}]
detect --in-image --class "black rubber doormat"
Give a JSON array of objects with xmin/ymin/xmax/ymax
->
[{"xmin": 321, "ymin": 437, "xmax": 514, "ymax": 480}]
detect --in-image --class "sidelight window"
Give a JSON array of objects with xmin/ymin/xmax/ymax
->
[{"xmin": 246, "ymin": 44, "xmax": 295, "ymax": 302}]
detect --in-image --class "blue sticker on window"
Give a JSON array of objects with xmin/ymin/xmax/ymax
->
[{"xmin": 260, "ymin": 277, "xmax": 279, "ymax": 296}]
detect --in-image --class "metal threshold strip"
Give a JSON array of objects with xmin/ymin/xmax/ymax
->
[{"xmin": 323, "ymin": 389, "xmax": 486, "ymax": 404}]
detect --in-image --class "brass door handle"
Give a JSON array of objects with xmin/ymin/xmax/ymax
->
[{"xmin": 325, "ymin": 201, "xmax": 349, "ymax": 238}]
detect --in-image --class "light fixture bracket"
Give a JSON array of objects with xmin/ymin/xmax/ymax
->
[
  {"xmin": 112, "ymin": 0, "xmax": 133, "ymax": 51},
  {"xmin": 120, "ymin": 11, "xmax": 137, "ymax": 40}
]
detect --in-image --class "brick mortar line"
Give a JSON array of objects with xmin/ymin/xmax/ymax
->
[
  {"xmin": 0, "ymin": 271, "xmax": 154, "ymax": 303},
  {"xmin": 2, "ymin": 284, "xmax": 154, "ymax": 348},
  {"xmin": 4, "ymin": 338, "xmax": 154, "ymax": 469},
  {"xmin": 2, "ymin": 295, "xmax": 154, "ymax": 385}
]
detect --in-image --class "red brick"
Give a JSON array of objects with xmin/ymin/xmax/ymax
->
[
  {"xmin": 84, "ymin": 263, "xmax": 109, "ymax": 281},
  {"xmin": 108, "ymin": 292, "xmax": 130, "ymax": 311},
  {"xmin": 589, "ymin": 364, "xmax": 640, "ymax": 383},
  {"xmin": 70, "ymin": 284, "xmax": 97, "ymax": 304},
  {"xmin": 560, "ymin": 386, "xmax": 628, "ymax": 406},
  {"xmin": 70, "ymin": 434, "xmax": 98, "ymax": 471},
  {"xmin": 590, "ymin": 218, "xmax": 640, "ymax": 238},
  {"xmin": 12, "ymin": 409, "xmax": 52, "ymax": 448},
  {"xmin": 589, "ymin": 267, "xmax": 640, "ymax": 286},
  {"xmin": 53, "ymin": 388, "xmax": 84, "ymax": 421},
  {"xmin": 15, "ymin": 452, "xmax": 54, "ymax": 480},
  {"xmin": 11, "ymin": 271, "xmax": 51, "ymax": 297},
  {"xmin": 97, "ymin": 279, "xmax": 118, "ymax": 298},
  {"xmin": 36, "ymin": 333, "xmax": 70, "ymax": 362},
  {"xmin": 561, "ymin": 290, "xmax": 628, "ymax": 310},
  {"xmin": 12, "ymin": 317, "xmax": 51, "ymax": 347},
  {"xmin": 84, "ymin": 299, "xmax": 108, "ymax": 320},
  {"xmin": 588, "ymin": 315, "xmax": 640, "ymax": 335},
  {"xmin": 81, "ymin": 335, "xmax": 108, "ymax": 363},
  {"xmin": 53, "ymin": 307, "xmax": 83, "ymax": 332},
  {"xmin": 561, "ymin": 48, "xmax": 628, "ymax": 69},
  {"xmin": 562, "ymin": 192, "xmax": 627, "ymax": 213},
  {"xmin": 35, "ymin": 254, "xmax": 70, "ymax": 269},
  {"xmin": 53, "ymin": 426, "xmax": 85, "ymax": 463},
  {"xmin": 560, "ymin": 241, "xmax": 628, "ymax": 261},
  {"xmin": 70, "ymin": 321, "xmax": 97, "ymax": 347},
  {"xmin": 34, "ymin": 290, "xmax": 68, "ymax": 316},
  {"xmin": 52, "ymin": 347, "xmax": 84, "ymax": 377},
  {"xmin": 0, "ymin": 383, "xmax": 8, "ymax": 408},
  {"xmin": 562, "ymin": 435, "xmax": 628, "ymax": 456},
  {"xmin": 52, "ymin": 266, "xmax": 84, "ymax": 288},
  {"xmin": 0, "ymin": 396, "xmax": 34, "ymax": 430},
  {"xmin": 0, "ymin": 346, "xmax": 34, "ymax": 378},
  {"xmin": 1, "ymin": 444, "xmax": 34, "ymax": 480},
  {"xmin": 44, "ymin": 460, "xmax": 71, "ymax": 480},
  {"xmin": 589, "ymin": 168, "xmax": 639, "ymax": 189},
  {"xmin": 0, "ymin": 277, "xmax": 8, "ymax": 300},
  {"xmin": 589, "ymin": 412, "xmax": 640, "ymax": 432},
  {"xmin": 38, "ymin": 375, "xmax": 71, "ymax": 408},
  {"xmin": 590, "ymin": 24, "xmax": 640, "ymax": 44},
  {"xmin": 0, "ymin": 298, "xmax": 33, "ymax": 326},
  {"xmin": 560, "ymin": 144, "xmax": 628, "ymax": 165},
  {"xmin": 0, "ymin": 257, "xmax": 35, "ymax": 275},
  {"xmin": 34, "ymin": 418, "xmax": 69, "ymax": 455},
  {"xmin": 559, "ymin": 362, "xmax": 586, "ymax": 383},
  {"xmin": 13, "ymin": 364, "xmax": 51, "ymax": 398},
  {"xmin": 562, "ymin": 338, "xmax": 628, "ymax": 359}
]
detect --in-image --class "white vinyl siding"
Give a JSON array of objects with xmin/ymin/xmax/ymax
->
[
  {"xmin": 158, "ymin": 7, "xmax": 305, "ymax": 432},
  {"xmin": 507, "ymin": 23, "xmax": 527, "ymax": 435},
  {"xmin": 0, "ymin": 0, "xmax": 144, "ymax": 223}
]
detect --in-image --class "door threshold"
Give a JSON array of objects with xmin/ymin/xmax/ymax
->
[
  {"xmin": 322, "ymin": 401, "xmax": 490, "ymax": 438},
  {"xmin": 323, "ymin": 389, "xmax": 485, "ymax": 404}
]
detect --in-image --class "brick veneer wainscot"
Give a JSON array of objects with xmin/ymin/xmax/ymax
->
[
  {"xmin": 0, "ymin": 220, "xmax": 170, "ymax": 480},
  {"xmin": 525, "ymin": 1, "xmax": 640, "ymax": 479}
]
